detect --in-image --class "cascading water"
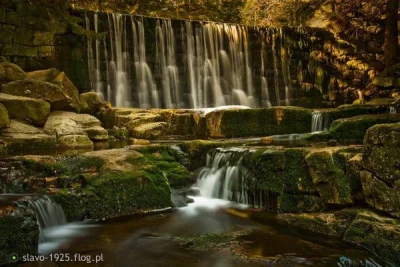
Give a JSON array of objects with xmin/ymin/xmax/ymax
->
[
  {"xmin": 311, "ymin": 111, "xmax": 329, "ymax": 133},
  {"xmin": 86, "ymin": 13, "xmax": 294, "ymax": 108},
  {"xmin": 195, "ymin": 148, "xmax": 277, "ymax": 211},
  {"xmin": 389, "ymin": 106, "xmax": 397, "ymax": 114},
  {"xmin": 27, "ymin": 196, "xmax": 67, "ymax": 243}
]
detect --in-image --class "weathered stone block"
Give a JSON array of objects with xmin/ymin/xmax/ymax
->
[
  {"xmin": 1, "ymin": 43, "xmax": 18, "ymax": 56},
  {"xmin": 33, "ymin": 31, "xmax": 54, "ymax": 46},
  {"xmin": 38, "ymin": 46, "xmax": 53, "ymax": 57},
  {"xmin": 0, "ymin": 24, "xmax": 14, "ymax": 42},
  {"xmin": 14, "ymin": 28, "xmax": 34, "ymax": 46},
  {"xmin": 0, "ymin": 7, "xmax": 6, "ymax": 23},
  {"xmin": 17, "ymin": 45, "xmax": 37, "ymax": 57},
  {"xmin": 6, "ymin": 11, "xmax": 19, "ymax": 26}
]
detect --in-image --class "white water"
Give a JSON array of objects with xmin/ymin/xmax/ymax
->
[
  {"xmin": 191, "ymin": 148, "xmax": 277, "ymax": 211},
  {"xmin": 311, "ymin": 111, "xmax": 329, "ymax": 133},
  {"xmin": 27, "ymin": 196, "xmax": 95, "ymax": 255},
  {"xmin": 86, "ymin": 14, "xmax": 294, "ymax": 108},
  {"xmin": 389, "ymin": 106, "xmax": 397, "ymax": 114}
]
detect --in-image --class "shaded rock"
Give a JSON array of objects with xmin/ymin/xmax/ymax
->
[
  {"xmin": 205, "ymin": 107, "xmax": 312, "ymax": 138},
  {"xmin": 362, "ymin": 122, "xmax": 400, "ymax": 186},
  {"xmin": 0, "ymin": 62, "xmax": 26, "ymax": 83},
  {"xmin": 80, "ymin": 92, "xmax": 102, "ymax": 114},
  {"xmin": 2, "ymin": 79, "xmax": 80, "ymax": 112},
  {"xmin": 276, "ymin": 209, "xmax": 400, "ymax": 266},
  {"xmin": 305, "ymin": 148, "xmax": 353, "ymax": 205},
  {"xmin": 343, "ymin": 210, "xmax": 400, "ymax": 266},
  {"xmin": 58, "ymin": 135, "xmax": 93, "ymax": 148},
  {"xmin": 0, "ymin": 93, "xmax": 50, "ymax": 126},
  {"xmin": 108, "ymin": 126, "xmax": 128, "ymax": 140},
  {"xmin": 0, "ymin": 103, "xmax": 9, "ymax": 129},
  {"xmin": 360, "ymin": 171, "xmax": 400, "ymax": 218},
  {"xmin": 130, "ymin": 122, "xmax": 170, "ymax": 140},
  {"xmin": 278, "ymin": 194, "xmax": 326, "ymax": 213},
  {"xmin": 346, "ymin": 154, "xmax": 363, "ymax": 201},
  {"xmin": 0, "ymin": 120, "xmax": 56, "ymax": 151}
]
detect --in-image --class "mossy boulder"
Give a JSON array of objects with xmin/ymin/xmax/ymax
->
[
  {"xmin": 27, "ymin": 69, "xmax": 82, "ymax": 111},
  {"xmin": 0, "ymin": 93, "xmax": 50, "ymax": 126},
  {"xmin": 50, "ymin": 148, "xmax": 173, "ymax": 220},
  {"xmin": 329, "ymin": 114, "xmax": 400, "ymax": 142},
  {"xmin": 343, "ymin": 210, "xmax": 400, "ymax": 266},
  {"xmin": 44, "ymin": 111, "xmax": 108, "ymax": 144},
  {"xmin": 205, "ymin": 107, "xmax": 312, "ymax": 138},
  {"xmin": 58, "ymin": 135, "xmax": 93, "ymax": 148},
  {"xmin": 0, "ymin": 204, "xmax": 39, "ymax": 263},
  {"xmin": 0, "ymin": 120, "xmax": 56, "ymax": 152},
  {"xmin": 0, "ymin": 62, "xmax": 26, "ymax": 83},
  {"xmin": 2, "ymin": 78, "xmax": 81, "ymax": 112},
  {"xmin": 360, "ymin": 171, "xmax": 400, "ymax": 218},
  {"xmin": 362, "ymin": 122, "xmax": 400, "ymax": 186},
  {"xmin": 80, "ymin": 92, "xmax": 102, "ymax": 114},
  {"xmin": 0, "ymin": 103, "xmax": 10, "ymax": 129},
  {"xmin": 130, "ymin": 122, "xmax": 170, "ymax": 140},
  {"xmin": 305, "ymin": 148, "xmax": 353, "ymax": 205},
  {"xmin": 329, "ymin": 104, "xmax": 390, "ymax": 122}
]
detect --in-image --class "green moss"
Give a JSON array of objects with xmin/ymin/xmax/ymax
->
[
  {"xmin": 0, "ymin": 207, "xmax": 39, "ymax": 262},
  {"xmin": 131, "ymin": 145, "xmax": 194, "ymax": 188},
  {"xmin": 0, "ymin": 103, "xmax": 10, "ymax": 129}
]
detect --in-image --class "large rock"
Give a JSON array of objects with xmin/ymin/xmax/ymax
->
[
  {"xmin": 2, "ymin": 78, "xmax": 81, "ymax": 112},
  {"xmin": 343, "ymin": 210, "xmax": 400, "ymax": 266},
  {"xmin": 57, "ymin": 135, "xmax": 93, "ymax": 148},
  {"xmin": 0, "ymin": 120, "xmax": 56, "ymax": 151},
  {"xmin": 276, "ymin": 209, "xmax": 400, "ymax": 266},
  {"xmin": 0, "ymin": 62, "xmax": 26, "ymax": 83},
  {"xmin": 80, "ymin": 92, "xmax": 102, "ymax": 114},
  {"xmin": 305, "ymin": 148, "xmax": 353, "ymax": 205},
  {"xmin": 130, "ymin": 122, "xmax": 170, "ymax": 140},
  {"xmin": 360, "ymin": 171, "xmax": 400, "ymax": 218},
  {"xmin": 0, "ymin": 93, "xmax": 50, "ymax": 126},
  {"xmin": 50, "ymin": 147, "xmax": 175, "ymax": 220},
  {"xmin": 362, "ymin": 122, "xmax": 400, "ymax": 186},
  {"xmin": 0, "ymin": 103, "xmax": 9, "ymax": 129},
  {"xmin": 44, "ymin": 111, "xmax": 107, "ymax": 145}
]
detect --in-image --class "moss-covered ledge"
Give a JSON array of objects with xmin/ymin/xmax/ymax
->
[{"xmin": 205, "ymin": 107, "xmax": 312, "ymax": 138}]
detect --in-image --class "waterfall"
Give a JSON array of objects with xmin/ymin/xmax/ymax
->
[
  {"xmin": 195, "ymin": 148, "xmax": 277, "ymax": 210},
  {"xmin": 389, "ymin": 106, "xmax": 397, "ymax": 114},
  {"xmin": 28, "ymin": 195, "xmax": 67, "ymax": 243},
  {"xmin": 311, "ymin": 111, "xmax": 329, "ymax": 133},
  {"xmin": 86, "ymin": 13, "xmax": 296, "ymax": 108}
]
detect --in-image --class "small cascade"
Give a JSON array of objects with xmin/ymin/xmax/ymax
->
[
  {"xmin": 311, "ymin": 111, "xmax": 330, "ymax": 133},
  {"xmin": 28, "ymin": 196, "xmax": 67, "ymax": 243},
  {"xmin": 389, "ymin": 106, "xmax": 397, "ymax": 114},
  {"xmin": 195, "ymin": 148, "xmax": 277, "ymax": 211}
]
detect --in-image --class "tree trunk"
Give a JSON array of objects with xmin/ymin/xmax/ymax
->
[{"xmin": 384, "ymin": 0, "xmax": 399, "ymax": 69}]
